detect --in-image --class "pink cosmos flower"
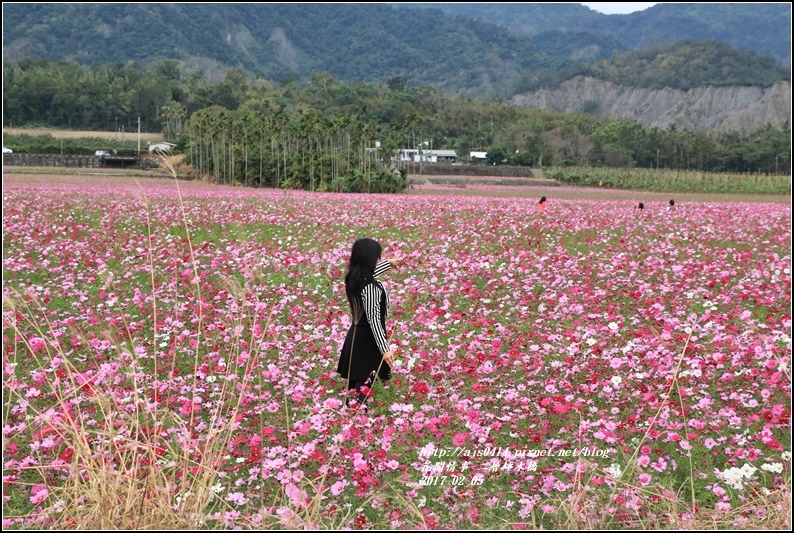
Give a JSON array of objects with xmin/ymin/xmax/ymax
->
[
  {"xmin": 651, "ymin": 458, "xmax": 668, "ymax": 472},
  {"xmin": 638, "ymin": 473, "xmax": 652, "ymax": 486},
  {"xmin": 331, "ymin": 481, "xmax": 347, "ymax": 496},
  {"xmin": 452, "ymin": 433, "xmax": 468, "ymax": 446},
  {"xmin": 29, "ymin": 485, "xmax": 48, "ymax": 505},
  {"xmin": 285, "ymin": 483, "xmax": 308, "ymax": 507},
  {"xmin": 28, "ymin": 337, "xmax": 46, "ymax": 353}
]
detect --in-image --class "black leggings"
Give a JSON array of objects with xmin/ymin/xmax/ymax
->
[{"xmin": 348, "ymin": 373, "xmax": 375, "ymax": 406}]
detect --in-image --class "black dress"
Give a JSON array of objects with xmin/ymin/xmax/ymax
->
[{"xmin": 338, "ymin": 262, "xmax": 392, "ymax": 386}]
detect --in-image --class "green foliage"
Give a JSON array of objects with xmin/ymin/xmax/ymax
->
[
  {"xmin": 185, "ymin": 105, "xmax": 411, "ymax": 193},
  {"xmin": 582, "ymin": 40, "xmax": 790, "ymax": 90},
  {"xmin": 485, "ymin": 146, "xmax": 508, "ymax": 165},
  {"xmin": 337, "ymin": 168, "xmax": 408, "ymax": 194}
]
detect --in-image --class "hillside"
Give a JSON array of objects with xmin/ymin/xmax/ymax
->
[
  {"xmin": 3, "ymin": 3, "xmax": 790, "ymax": 99},
  {"xmin": 511, "ymin": 78, "xmax": 791, "ymax": 134},
  {"xmin": 1, "ymin": 3, "xmax": 562, "ymax": 100},
  {"xmin": 510, "ymin": 40, "xmax": 791, "ymax": 94},
  {"xmin": 403, "ymin": 3, "xmax": 792, "ymax": 67}
]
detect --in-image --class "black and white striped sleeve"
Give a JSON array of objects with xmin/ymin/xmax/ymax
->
[
  {"xmin": 361, "ymin": 283, "xmax": 390, "ymax": 355},
  {"xmin": 373, "ymin": 260, "xmax": 392, "ymax": 279}
]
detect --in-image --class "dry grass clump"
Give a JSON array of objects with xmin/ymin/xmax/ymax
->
[{"xmin": 158, "ymin": 154, "xmax": 198, "ymax": 181}]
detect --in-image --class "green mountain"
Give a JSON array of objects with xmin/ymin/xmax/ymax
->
[
  {"xmin": 402, "ymin": 3, "xmax": 792, "ymax": 66},
  {"xmin": 2, "ymin": 3, "xmax": 790, "ymax": 100},
  {"xmin": 2, "ymin": 3, "xmax": 565, "ymax": 99},
  {"xmin": 511, "ymin": 39, "xmax": 791, "ymax": 93}
]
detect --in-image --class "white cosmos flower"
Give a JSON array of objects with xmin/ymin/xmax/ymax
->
[
  {"xmin": 605, "ymin": 464, "xmax": 622, "ymax": 478},
  {"xmin": 760, "ymin": 463, "xmax": 783, "ymax": 473}
]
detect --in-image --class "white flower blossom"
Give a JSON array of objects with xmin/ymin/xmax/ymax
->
[{"xmin": 760, "ymin": 463, "xmax": 783, "ymax": 474}]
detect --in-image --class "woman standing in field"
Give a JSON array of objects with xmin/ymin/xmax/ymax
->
[{"xmin": 338, "ymin": 238, "xmax": 400, "ymax": 409}]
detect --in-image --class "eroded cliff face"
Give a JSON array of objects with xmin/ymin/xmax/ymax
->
[{"xmin": 510, "ymin": 77, "xmax": 791, "ymax": 133}]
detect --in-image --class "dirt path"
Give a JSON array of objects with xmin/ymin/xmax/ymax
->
[
  {"xmin": 3, "ymin": 128, "xmax": 162, "ymax": 141},
  {"xmin": 3, "ymin": 168, "xmax": 789, "ymax": 204}
]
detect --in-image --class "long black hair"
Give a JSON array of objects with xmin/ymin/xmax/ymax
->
[{"xmin": 345, "ymin": 238, "xmax": 382, "ymax": 322}]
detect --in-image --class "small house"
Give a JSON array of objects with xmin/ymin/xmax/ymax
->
[
  {"xmin": 469, "ymin": 151, "xmax": 488, "ymax": 163},
  {"xmin": 424, "ymin": 150, "xmax": 457, "ymax": 163}
]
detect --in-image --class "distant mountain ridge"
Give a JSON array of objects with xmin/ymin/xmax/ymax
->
[
  {"xmin": 2, "ymin": 3, "xmax": 561, "ymax": 98},
  {"xmin": 400, "ymin": 3, "xmax": 791, "ymax": 67},
  {"xmin": 3, "ymin": 4, "xmax": 789, "ymax": 90}
]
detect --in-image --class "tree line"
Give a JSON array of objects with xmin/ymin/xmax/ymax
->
[{"xmin": 3, "ymin": 59, "xmax": 791, "ymax": 189}]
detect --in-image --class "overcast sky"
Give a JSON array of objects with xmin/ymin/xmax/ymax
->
[{"xmin": 580, "ymin": 3, "xmax": 658, "ymax": 14}]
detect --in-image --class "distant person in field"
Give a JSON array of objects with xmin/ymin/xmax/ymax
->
[
  {"xmin": 338, "ymin": 238, "xmax": 401, "ymax": 410},
  {"xmin": 667, "ymin": 199, "xmax": 676, "ymax": 211},
  {"xmin": 537, "ymin": 196, "xmax": 547, "ymax": 210},
  {"xmin": 637, "ymin": 202, "xmax": 644, "ymax": 210}
]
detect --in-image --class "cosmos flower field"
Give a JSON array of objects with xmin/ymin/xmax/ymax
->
[{"xmin": 2, "ymin": 175, "xmax": 791, "ymax": 529}]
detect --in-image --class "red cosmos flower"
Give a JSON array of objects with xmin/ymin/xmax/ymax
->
[
  {"xmin": 6, "ymin": 442, "xmax": 18, "ymax": 457},
  {"xmin": 245, "ymin": 449, "xmax": 261, "ymax": 465},
  {"xmin": 411, "ymin": 382, "xmax": 429, "ymax": 395},
  {"xmin": 762, "ymin": 436, "xmax": 783, "ymax": 451},
  {"xmin": 310, "ymin": 449, "xmax": 325, "ymax": 462},
  {"xmin": 472, "ymin": 382, "xmax": 489, "ymax": 393},
  {"xmin": 59, "ymin": 447, "xmax": 74, "ymax": 462}
]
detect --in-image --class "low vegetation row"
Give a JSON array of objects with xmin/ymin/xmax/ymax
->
[
  {"xmin": 3, "ymin": 60, "xmax": 791, "ymax": 182},
  {"xmin": 546, "ymin": 167, "xmax": 791, "ymax": 195}
]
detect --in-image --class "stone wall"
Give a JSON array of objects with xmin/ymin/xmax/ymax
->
[
  {"xmin": 401, "ymin": 162, "xmax": 535, "ymax": 178},
  {"xmin": 3, "ymin": 153, "xmax": 161, "ymax": 169}
]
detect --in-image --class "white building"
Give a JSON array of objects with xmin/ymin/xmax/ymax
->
[
  {"xmin": 396, "ymin": 149, "xmax": 457, "ymax": 163},
  {"xmin": 147, "ymin": 141, "xmax": 177, "ymax": 153}
]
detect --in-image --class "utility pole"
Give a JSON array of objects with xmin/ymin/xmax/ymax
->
[{"xmin": 137, "ymin": 116, "xmax": 141, "ymax": 158}]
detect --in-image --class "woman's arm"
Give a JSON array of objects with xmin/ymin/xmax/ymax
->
[
  {"xmin": 361, "ymin": 283, "xmax": 390, "ymax": 356},
  {"xmin": 373, "ymin": 260, "xmax": 392, "ymax": 279},
  {"xmin": 374, "ymin": 257, "xmax": 403, "ymax": 278}
]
